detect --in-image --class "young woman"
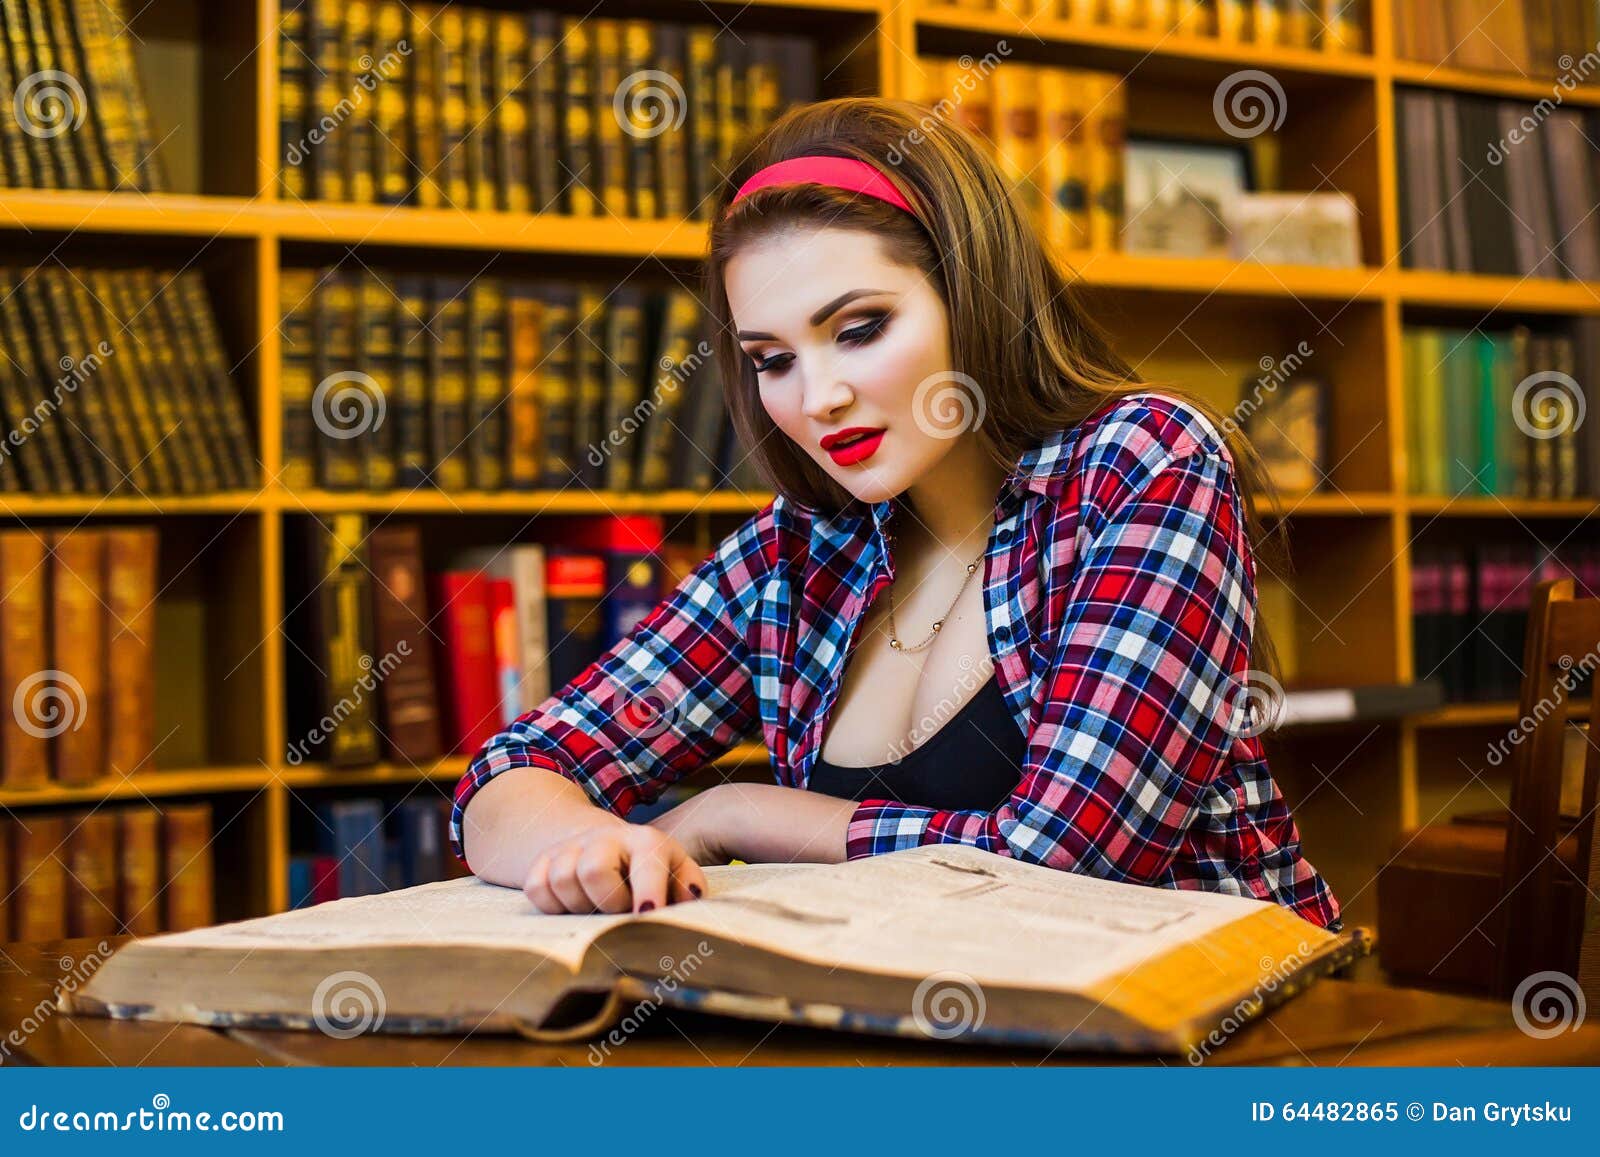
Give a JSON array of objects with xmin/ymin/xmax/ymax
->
[{"xmin": 451, "ymin": 97, "xmax": 1342, "ymax": 932}]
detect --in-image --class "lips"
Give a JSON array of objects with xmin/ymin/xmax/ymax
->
[{"xmin": 821, "ymin": 427, "xmax": 885, "ymax": 466}]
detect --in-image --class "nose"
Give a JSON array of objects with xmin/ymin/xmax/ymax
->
[{"xmin": 800, "ymin": 361, "xmax": 854, "ymax": 422}]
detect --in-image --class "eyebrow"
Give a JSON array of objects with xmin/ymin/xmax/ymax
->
[{"xmin": 736, "ymin": 288, "xmax": 891, "ymax": 341}]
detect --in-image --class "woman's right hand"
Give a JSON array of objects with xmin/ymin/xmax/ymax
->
[{"xmin": 522, "ymin": 818, "xmax": 708, "ymax": 915}]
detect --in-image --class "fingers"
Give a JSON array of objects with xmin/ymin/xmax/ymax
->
[
  {"xmin": 546, "ymin": 844, "xmax": 593, "ymax": 913},
  {"xmin": 625, "ymin": 834, "xmax": 672, "ymax": 912},
  {"xmin": 667, "ymin": 850, "xmax": 708, "ymax": 904},
  {"xmin": 576, "ymin": 840, "xmax": 632, "ymax": 914}
]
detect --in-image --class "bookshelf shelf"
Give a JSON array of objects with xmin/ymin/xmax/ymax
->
[
  {"xmin": 1387, "ymin": 60, "xmax": 1600, "ymax": 108},
  {"xmin": 1413, "ymin": 700, "xmax": 1593, "ymax": 729},
  {"xmin": 1395, "ymin": 270, "xmax": 1600, "ymax": 313},
  {"xmin": 1062, "ymin": 250, "xmax": 1387, "ymax": 301},
  {"xmin": 1262, "ymin": 491, "xmax": 1398, "ymax": 516},
  {"xmin": 0, "ymin": 494, "xmax": 264, "ymax": 517},
  {"xmin": 0, "ymin": 767, "xmax": 273, "ymax": 809},
  {"xmin": 912, "ymin": 8, "xmax": 1379, "ymax": 81},
  {"xmin": 1405, "ymin": 496, "xmax": 1600, "ymax": 519},
  {"xmin": 280, "ymin": 489, "xmax": 774, "ymax": 516},
  {"xmin": 0, "ymin": 191, "xmax": 266, "ymax": 239},
  {"xmin": 276, "ymin": 744, "xmax": 771, "ymax": 790}
]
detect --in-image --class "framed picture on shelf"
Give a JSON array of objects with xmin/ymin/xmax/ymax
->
[
  {"xmin": 1225, "ymin": 191, "xmax": 1364, "ymax": 267},
  {"xmin": 1121, "ymin": 135, "xmax": 1254, "ymax": 259},
  {"xmin": 1241, "ymin": 372, "xmax": 1330, "ymax": 494}
]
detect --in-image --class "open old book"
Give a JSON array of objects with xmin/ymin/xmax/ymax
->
[{"xmin": 62, "ymin": 845, "xmax": 1371, "ymax": 1054}]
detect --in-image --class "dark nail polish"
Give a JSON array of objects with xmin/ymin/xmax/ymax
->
[
  {"xmin": 638, "ymin": 900, "xmax": 656, "ymax": 912},
  {"xmin": 689, "ymin": 884, "xmax": 702, "ymax": 898}
]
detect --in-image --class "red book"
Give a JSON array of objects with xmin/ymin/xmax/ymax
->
[
  {"xmin": 488, "ymin": 577, "xmax": 520, "ymax": 727},
  {"xmin": 431, "ymin": 571, "xmax": 501, "ymax": 756},
  {"xmin": 311, "ymin": 855, "xmax": 340, "ymax": 905}
]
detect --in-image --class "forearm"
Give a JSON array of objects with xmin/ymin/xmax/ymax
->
[
  {"xmin": 460, "ymin": 766, "xmax": 628, "ymax": 888},
  {"xmin": 696, "ymin": 783, "xmax": 855, "ymax": 864}
]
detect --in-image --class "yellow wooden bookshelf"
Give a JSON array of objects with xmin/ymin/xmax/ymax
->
[{"xmin": 0, "ymin": 0, "xmax": 1596, "ymax": 940}]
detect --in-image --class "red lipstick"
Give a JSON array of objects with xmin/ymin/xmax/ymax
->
[{"xmin": 820, "ymin": 427, "xmax": 885, "ymax": 466}]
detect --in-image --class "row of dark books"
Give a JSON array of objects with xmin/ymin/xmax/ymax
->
[
  {"xmin": 1403, "ymin": 320, "xmax": 1600, "ymax": 499},
  {"xmin": 276, "ymin": 2, "xmax": 815, "ymax": 216},
  {"xmin": 940, "ymin": 0, "xmax": 1368, "ymax": 50},
  {"xmin": 285, "ymin": 514, "xmax": 718, "ymax": 770},
  {"xmin": 279, "ymin": 269, "xmax": 763, "ymax": 494},
  {"xmin": 1413, "ymin": 541, "xmax": 1600, "ymax": 702},
  {"xmin": 0, "ymin": 0, "xmax": 166, "ymax": 191},
  {"xmin": 0, "ymin": 265, "xmax": 256, "ymax": 495},
  {"xmin": 1397, "ymin": 88, "xmax": 1600, "ymax": 281},
  {"xmin": 0, "ymin": 528, "xmax": 158, "ymax": 789},
  {"xmin": 1, "ymin": 803, "xmax": 213, "ymax": 943},
  {"xmin": 292, "ymin": 796, "xmax": 469, "ymax": 906},
  {"xmin": 1394, "ymin": 0, "xmax": 1598, "ymax": 75},
  {"xmin": 911, "ymin": 59, "xmax": 1125, "ymax": 254}
]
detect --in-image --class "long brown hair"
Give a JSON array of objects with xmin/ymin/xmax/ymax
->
[{"xmin": 702, "ymin": 96, "xmax": 1285, "ymax": 677}]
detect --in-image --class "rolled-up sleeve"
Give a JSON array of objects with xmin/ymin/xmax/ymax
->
[
  {"xmin": 449, "ymin": 500, "xmax": 783, "ymax": 869},
  {"xmin": 844, "ymin": 447, "xmax": 1255, "ymax": 887}
]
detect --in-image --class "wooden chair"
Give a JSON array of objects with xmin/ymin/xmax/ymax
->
[{"xmin": 1379, "ymin": 578, "xmax": 1600, "ymax": 1000}]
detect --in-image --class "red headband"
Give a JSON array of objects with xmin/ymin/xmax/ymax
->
[{"xmin": 725, "ymin": 155, "xmax": 918, "ymax": 220}]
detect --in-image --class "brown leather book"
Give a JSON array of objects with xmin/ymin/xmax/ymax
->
[
  {"xmin": 161, "ymin": 803, "xmax": 214, "ymax": 932},
  {"xmin": 1, "ymin": 531, "xmax": 52, "ymax": 788},
  {"xmin": 368, "ymin": 524, "xmax": 443, "ymax": 764},
  {"xmin": 49, "ymin": 528, "xmax": 106, "ymax": 786},
  {"xmin": 103, "ymin": 527, "xmax": 158, "ymax": 779},
  {"xmin": 11, "ymin": 812, "xmax": 68, "ymax": 941},
  {"xmin": 118, "ymin": 806, "xmax": 163, "ymax": 935},
  {"xmin": 64, "ymin": 809, "xmax": 120, "ymax": 937}
]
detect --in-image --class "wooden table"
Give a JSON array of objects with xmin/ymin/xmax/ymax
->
[{"xmin": 5, "ymin": 937, "xmax": 1600, "ymax": 1066}]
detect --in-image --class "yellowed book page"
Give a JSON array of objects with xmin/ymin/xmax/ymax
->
[
  {"xmin": 647, "ymin": 844, "xmax": 1324, "ymax": 994},
  {"xmin": 130, "ymin": 863, "xmax": 806, "ymax": 972}
]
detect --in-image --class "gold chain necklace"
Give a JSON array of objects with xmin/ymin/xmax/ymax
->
[{"xmin": 887, "ymin": 554, "xmax": 984, "ymax": 653}]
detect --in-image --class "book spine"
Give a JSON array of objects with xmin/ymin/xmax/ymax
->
[
  {"xmin": 11, "ymin": 814, "xmax": 67, "ymax": 940},
  {"xmin": 310, "ymin": 0, "xmax": 346, "ymax": 201},
  {"xmin": 468, "ymin": 279, "xmax": 507, "ymax": 491},
  {"xmin": 393, "ymin": 275, "xmax": 432, "ymax": 488},
  {"xmin": 493, "ymin": 11, "xmax": 531, "ymax": 213},
  {"xmin": 654, "ymin": 26, "xmax": 688, "ymax": 220},
  {"xmin": 436, "ymin": 7, "xmax": 470, "ymax": 208},
  {"xmin": 367, "ymin": 524, "xmax": 443, "ymax": 763},
  {"xmin": 371, "ymin": 0, "xmax": 410, "ymax": 206},
  {"xmin": 537, "ymin": 286, "xmax": 578, "ymax": 488},
  {"xmin": 49, "ymin": 528, "xmax": 106, "ymax": 786},
  {"xmin": 489, "ymin": 576, "xmax": 520, "ymax": 726},
  {"xmin": 86, "ymin": 270, "xmax": 178, "ymax": 493},
  {"xmin": 65, "ymin": 810, "xmax": 120, "ymax": 937},
  {"xmin": 464, "ymin": 9, "xmax": 494, "ymax": 211},
  {"xmin": 41, "ymin": 267, "xmax": 123, "ymax": 492},
  {"xmin": 103, "ymin": 527, "xmax": 158, "ymax": 780},
  {"xmin": 358, "ymin": 274, "xmax": 399, "ymax": 490},
  {"xmin": 528, "ymin": 12, "xmax": 563, "ymax": 214},
  {"xmin": 560, "ymin": 16, "xmax": 598, "ymax": 216},
  {"xmin": 575, "ymin": 285, "xmax": 607, "ymax": 490},
  {"xmin": 315, "ymin": 513, "xmax": 381, "ymax": 766},
  {"xmin": 279, "ymin": 269, "xmax": 320, "ymax": 491},
  {"xmin": 135, "ymin": 269, "xmax": 224, "ymax": 493},
  {"xmin": 118, "ymin": 807, "xmax": 163, "ymax": 934},
  {"xmin": 620, "ymin": 21, "xmax": 658, "ymax": 219},
  {"xmin": 161, "ymin": 803, "xmax": 215, "ymax": 932},
  {"xmin": 431, "ymin": 571, "xmax": 500, "ymax": 755},
  {"xmin": 431, "ymin": 280, "xmax": 470, "ymax": 490},
  {"xmin": 16, "ymin": 275, "xmax": 100, "ymax": 492},
  {"xmin": 46, "ymin": 0, "xmax": 109, "ymax": 188},
  {"xmin": 172, "ymin": 272, "xmax": 257, "ymax": 489},
  {"xmin": 110, "ymin": 274, "xmax": 197, "ymax": 492},
  {"xmin": 23, "ymin": 0, "xmax": 83, "ymax": 187},
  {"xmin": 342, "ymin": 0, "xmax": 377, "ymax": 203},
  {"xmin": 506, "ymin": 285, "xmax": 544, "ymax": 490},
  {"xmin": 686, "ymin": 28, "xmax": 718, "ymax": 221},
  {"xmin": 316, "ymin": 273, "xmax": 365, "ymax": 489},
  {"xmin": 407, "ymin": 3, "xmax": 443, "ymax": 208},
  {"xmin": 102, "ymin": 0, "xmax": 164, "ymax": 189},
  {"xmin": 602, "ymin": 287, "xmax": 644, "ymax": 491},
  {"xmin": 637, "ymin": 291, "xmax": 704, "ymax": 492},
  {"xmin": 0, "ymin": 532, "xmax": 52, "ymax": 787},
  {"xmin": 278, "ymin": 0, "xmax": 310, "ymax": 200}
]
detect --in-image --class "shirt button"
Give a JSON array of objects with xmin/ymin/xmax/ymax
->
[
  {"xmin": 995, "ymin": 624, "xmax": 1011, "ymax": 641},
  {"xmin": 996, "ymin": 527, "xmax": 1013, "ymax": 544}
]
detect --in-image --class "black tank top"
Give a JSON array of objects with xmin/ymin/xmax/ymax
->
[{"xmin": 808, "ymin": 673, "xmax": 1027, "ymax": 811}]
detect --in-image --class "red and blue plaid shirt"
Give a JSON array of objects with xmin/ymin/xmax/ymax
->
[{"xmin": 451, "ymin": 392, "xmax": 1343, "ymax": 931}]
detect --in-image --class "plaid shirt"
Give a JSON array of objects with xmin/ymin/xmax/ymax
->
[{"xmin": 451, "ymin": 392, "xmax": 1343, "ymax": 931}]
